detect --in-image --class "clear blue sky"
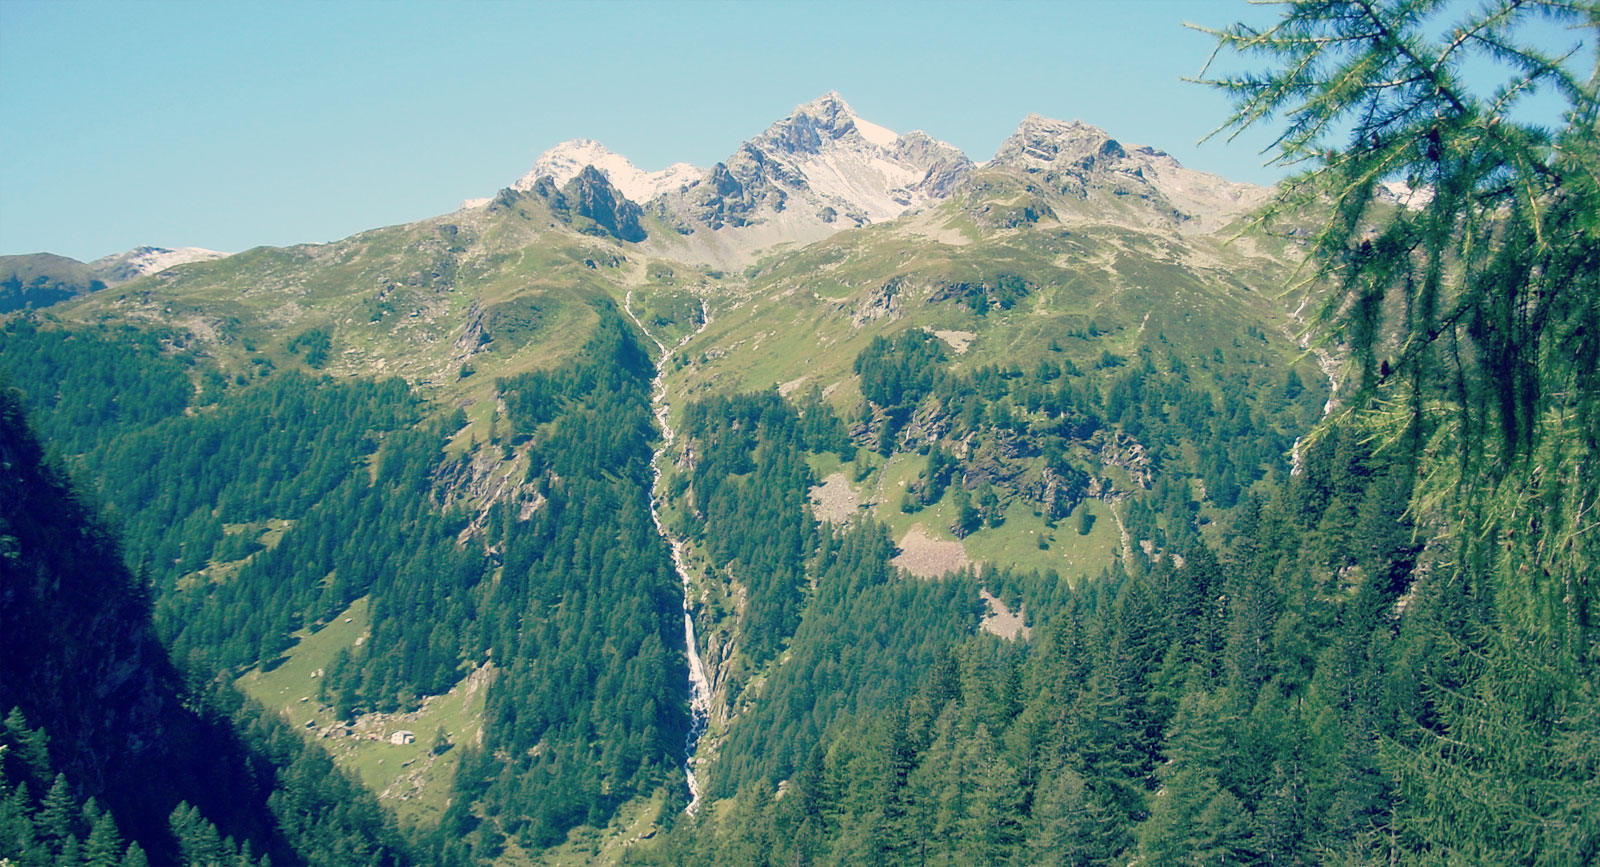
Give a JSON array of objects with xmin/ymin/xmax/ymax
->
[{"xmin": 0, "ymin": 0, "xmax": 1581, "ymax": 261}]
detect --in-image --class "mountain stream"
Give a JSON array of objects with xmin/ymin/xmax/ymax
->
[{"xmin": 624, "ymin": 291, "xmax": 714, "ymax": 813}]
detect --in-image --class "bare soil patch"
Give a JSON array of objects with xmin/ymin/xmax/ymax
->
[
  {"xmin": 892, "ymin": 524, "xmax": 972, "ymax": 578},
  {"xmin": 809, "ymin": 472, "xmax": 862, "ymax": 524},
  {"xmin": 930, "ymin": 329, "xmax": 976, "ymax": 354},
  {"xmin": 778, "ymin": 376, "xmax": 809, "ymax": 397},
  {"xmin": 979, "ymin": 588, "xmax": 1030, "ymax": 641}
]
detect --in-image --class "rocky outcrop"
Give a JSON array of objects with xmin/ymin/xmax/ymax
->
[
  {"xmin": 562, "ymin": 166, "xmax": 648, "ymax": 242},
  {"xmin": 501, "ymin": 169, "xmax": 649, "ymax": 242},
  {"xmin": 851, "ymin": 277, "xmax": 903, "ymax": 326},
  {"xmin": 679, "ymin": 153, "xmax": 794, "ymax": 230},
  {"xmin": 892, "ymin": 130, "xmax": 975, "ymax": 198},
  {"xmin": 1091, "ymin": 429, "xmax": 1155, "ymax": 489},
  {"xmin": 986, "ymin": 114, "xmax": 1271, "ymax": 230},
  {"xmin": 432, "ymin": 439, "xmax": 545, "ymax": 546},
  {"xmin": 454, "ymin": 300, "xmax": 491, "ymax": 358}
]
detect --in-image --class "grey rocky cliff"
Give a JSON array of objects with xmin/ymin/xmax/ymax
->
[
  {"xmin": 892, "ymin": 130, "xmax": 975, "ymax": 198},
  {"xmin": 494, "ymin": 94, "xmax": 1268, "ymax": 265},
  {"xmin": 562, "ymin": 166, "xmax": 648, "ymax": 243},
  {"xmin": 986, "ymin": 114, "xmax": 1270, "ymax": 231}
]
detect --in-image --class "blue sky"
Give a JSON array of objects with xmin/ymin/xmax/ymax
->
[{"xmin": 0, "ymin": 0, "xmax": 1584, "ymax": 261}]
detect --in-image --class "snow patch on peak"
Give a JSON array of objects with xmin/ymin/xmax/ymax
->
[
  {"xmin": 853, "ymin": 115, "xmax": 899, "ymax": 148},
  {"xmin": 90, "ymin": 246, "xmax": 230, "ymax": 282},
  {"xmin": 515, "ymin": 139, "xmax": 704, "ymax": 204},
  {"xmin": 790, "ymin": 92, "xmax": 898, "ymax": 146}
]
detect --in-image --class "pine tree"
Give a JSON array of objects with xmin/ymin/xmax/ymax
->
[
  {"xmin": 1197, "ymin": 0, "xmax": 1600, "ymax": 645},
  {"xmin": 36, "ymin": 774, "xmax": 77, "ymax": 856},
  {"xmin": 1137, "ymin": 684, "xmax": 1255, "ymax": 865},
  {"xmin": 0, "ymin": 780, "xmax": 46, "ymax": 867},
  {"xmin": 957, "ymin": 724, "xmax": 1021, "ymax": 863},
  {"xmin": 2, "ymin": 710, "xmax": 51, "ymax": 790},
  {"xmin": 81, "ymin": 805, "xmax": 124, "ymax": 867}
]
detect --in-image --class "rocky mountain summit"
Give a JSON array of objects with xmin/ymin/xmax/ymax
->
[
  {"xmin": 498, "ymin": 166, "xmax": 648, "ymax": 243},
  {"xmin": 485, "ymin": 93, "xmax": 1263, "ymax": 265},
  {"xmin": 514, "ymin": 138, "xmax": 700, "ymax": 204},
  {"xmin": 986, "ymin": 114, "xmax": 1270, "ymax": 231},
  {"xmin": 492, "ymin": 93, "xmax": 976, "ymax": 264},
  {"xmin": 677, "ymin": 90, "xmax": 972, "ymax": 227}
]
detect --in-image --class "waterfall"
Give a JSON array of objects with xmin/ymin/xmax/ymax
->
[{"xmin": 625, "ymin": 291, "xmax": 714, "ymax": 813}]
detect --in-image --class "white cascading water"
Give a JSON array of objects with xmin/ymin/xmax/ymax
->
[
  {"xmin": 1285, "ymin": 299, "xmax": 1342, "ymax": 476},
  {"xmin": 624, "ymin": 291, "xmax": 714, "ymax": 813}
]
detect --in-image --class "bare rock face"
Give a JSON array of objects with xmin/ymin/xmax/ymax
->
[
  {"xmin": 562, "ymin": 166, "xmax": 648, "ymax": 242},
  {"xmin": 680, "ymin": 148, "xmax": 799, "ymax": 230},
  {"xmin": 454, "ymin": 300, "xmax": 491, "ymax": 358},
  {"xmin": 892, "ymin": 130, "xmax": 975, "ymax": 198},
  {"xmin": 986, "ymin": 114, "xmax": 1270, "ymax": 231},
  {"xmin": 852, "ymin": 277, "xmax": 903, "ymax": 326},
  {"xmin": 501, "ymin": 168, "xmax": 648, "ymax": 242},
  {"xmin": 759, "ymin": 91, "xmax": 859, "ymax": 155},
  {"xmin": 993, "ymin": 115, "xmax": 1129, "ymax": 173}
]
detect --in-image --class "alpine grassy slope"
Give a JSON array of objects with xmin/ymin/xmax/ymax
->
[{"xmin": 3, "ymin": 2, "xmax": 1596, "ymax": 862}]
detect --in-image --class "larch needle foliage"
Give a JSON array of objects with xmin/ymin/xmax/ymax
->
[{"xmin": 1201, "ymin": 1, "xmax": 1600, "ymax": 860}]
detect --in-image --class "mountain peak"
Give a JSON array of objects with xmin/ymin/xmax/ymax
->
[
  {"xmin": 764, "ymin": 92, "xmax": 901, "ymax": 151},
  {"xmin": 515, "ymin": 139, "xmax": 700, "ymax": 204},
  {"xmin": 985, "ymin": 113, "xmax": 1270, "ymax": 231},
  {"xmin": 994, "ymin": 115, "xmax": 1124, "ymax": 170},
  {"xmin": 89, "ymin": 245, "xmax": 229, "ymax": 283},
  {"xmin": 799, "ymin": 90, "xmax": 851, "ymax": 113}
]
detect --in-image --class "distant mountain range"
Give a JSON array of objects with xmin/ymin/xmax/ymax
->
[
  {"xmin": 7, "ymin": 92, "xmax": 1271, "ymax": 311},
  {"xmin": 0, "ymin": 246, "xmax": 228, "ymax": 313},
  {"xmin": 471, "ymin": 92, "xmax": 1272, "ymax": 268}
]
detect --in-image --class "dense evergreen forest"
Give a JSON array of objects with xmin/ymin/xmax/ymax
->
[
  {"xmin": 639, "ymin": 1, "xmax": 1600, "ymax": 863},
  {"xmin": 0, "ymin": 302, "xmax": 690, "ymax": 861},
  {"xmin": 1, "ymin": 387, "xmax": 427, "ymax": 865},
  {"xmin": 451, "ymin": 308, "xmax": 686, "ymax": 852},
  {"xmin": 669, "ymin": 313, "xmax": 1326, "ymax": 803},
  {"xmin": 640, "ymin": 429, "xmax": 1459, "ymax": 864}
]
